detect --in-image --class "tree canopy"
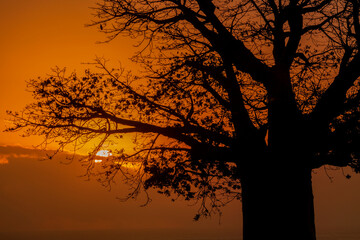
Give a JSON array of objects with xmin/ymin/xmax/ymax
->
[{"xmin": 6, "ymin": 0, "xmax": 360, "ymax": 238}]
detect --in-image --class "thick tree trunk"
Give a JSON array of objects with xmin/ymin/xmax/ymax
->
[
  {"xmin": 240, "ymin": 165, "xmax": 316, "ymax": 240},
  {"xmin": 236, "ymin": 67, "xmax": 318, "ymax": 239}
]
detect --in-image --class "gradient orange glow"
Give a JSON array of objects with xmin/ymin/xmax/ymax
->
[{"xmin": 0, "ymin": 0, "xmax": 137, "ymax": 148}]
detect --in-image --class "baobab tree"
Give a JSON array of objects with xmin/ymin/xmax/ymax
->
[{"xmin": 7, "ymin": 0, "xmax": 360, "ymax": 239}]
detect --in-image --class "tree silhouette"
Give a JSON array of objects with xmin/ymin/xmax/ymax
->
[{"xmin": 6, "ymin": 1, "xmax": 360, "ymax": 239}]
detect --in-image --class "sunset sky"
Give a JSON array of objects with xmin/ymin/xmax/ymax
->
[{"xmin": 1, "ymin": 1, "xmax": 360, "ymax": 239}]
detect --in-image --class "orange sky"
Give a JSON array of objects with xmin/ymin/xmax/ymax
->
[
  {"xmin": 0, "ymin": 0, "xmax": 137, "ymax": 147},
  {"xmin": 0, "ymin": 1, "xmax": 242, "ymax": 238},
  {"xmin": 0, "ymin": 1, "xmax": 360, "ymax": 239}
]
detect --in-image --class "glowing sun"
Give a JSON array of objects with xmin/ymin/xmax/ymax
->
[
  {"xmin": 96, "ymin": 150, "xmax": 112, "ymax": 157},
  {"xmin": 94, "ymin": 150, "xmax": 112, "ymax": 163}
]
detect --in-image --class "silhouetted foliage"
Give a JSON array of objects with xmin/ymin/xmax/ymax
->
[{"xmin": 7, "ymin": 1, "xmax": 360, "ymax": 239}]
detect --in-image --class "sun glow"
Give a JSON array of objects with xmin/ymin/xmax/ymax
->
[
  {"xmin": 96, "ymin": 150, "xmax": 112, "ymax": 157},
  {"xmin": 94, "ymin": 150, "xmax": 113, "ymax": 163},
  {"xmin": 93, "ymin": 150, "xmax": 141, "ymax": 169},
  {"xmin": 114, "ymin": 161, "xmax": 142, "ymax": 169}
]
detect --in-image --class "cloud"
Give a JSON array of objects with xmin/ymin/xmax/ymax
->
[
  {"xmin": 0, "ymin": 145, "xmax": 82, "ymax": 164},
  {"xmin": 0, "ymin": 145, "xmax": 39, "ymax": 165},
  {"xmin": 0, "ymin": 157, "xmax": 8, "ymax": 164},
  {"xmin": 0, "ymin": 144, "xmax": 55, "ymax": 156}
]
